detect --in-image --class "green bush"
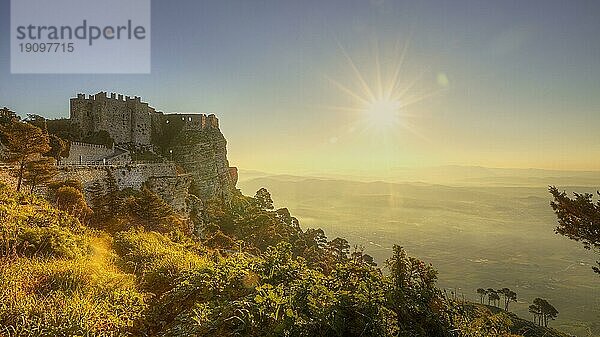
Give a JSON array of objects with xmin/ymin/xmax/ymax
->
[
  {"xmin": 113, "ymin": 229, "xmax": 210, "ymax": 294},
  {"xmin": 17, "ymin": 225, "xmax": 89, "ymax": 259}
]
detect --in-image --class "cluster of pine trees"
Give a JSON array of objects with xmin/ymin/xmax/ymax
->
[
  {"xmin": 528, "ymin": 298, "xmax": 559, "ymax": 328},
  {"xmin": 476, "ymin": 288, "xmax": 517, "ymax": 311}
]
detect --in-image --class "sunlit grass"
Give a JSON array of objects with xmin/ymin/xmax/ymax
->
[{"xmin": 0, "ymin": 253, "xmax": 145, "ymax": 336}]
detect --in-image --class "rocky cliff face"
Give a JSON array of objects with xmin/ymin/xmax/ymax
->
[
  {"xmin": 170, "ymin": 125, "xmax": 236, "ymax": 201},
  {"xmin": 56, "ymin": 164, "xmax": 192, "ymax": 213}
]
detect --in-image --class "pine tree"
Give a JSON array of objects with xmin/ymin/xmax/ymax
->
[
  {"xmin": 476, "ymin": 288, "xmax": 487, "ymax": 304},
  {"xmin": 125, "ymin": 187, "xmax": 181, "ymax": 233},
  {"xmin": 46, "ymin": 134, "xmax": 70, "ymax": 164},
  {"xmin": 549, "ymin": 186, "xmax": 600, "ymax": 275},
  {"xmin": 0, "ymin": 121, "xmax": 50, "ymax": 191},
  {"xmin": 23, "ymin": 157, "xmax": 56, "ymax": 192},
  {"xmin": 530, "ymin": 298, "xmax": 559, "ymax": 327},
  {"xmin": 254, "ymin": 187, "xmax": 274, "ymax": 210}
]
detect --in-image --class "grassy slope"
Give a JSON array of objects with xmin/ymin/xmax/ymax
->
[
  {"xmin": 0, "ymin": 185, "xmax": 146, "ymax": 336},
  {"xmin": 0, "ymin": 181, "xmax": 576, "ymax": 337}
]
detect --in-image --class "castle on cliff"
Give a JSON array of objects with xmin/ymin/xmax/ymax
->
[
  {"xmin": 70, "ymin": 91, "xmax": 219, "ymax": 147},
  {"xmin": 59, "ymin": 92, "xmax": 237, "ymax": 226}
]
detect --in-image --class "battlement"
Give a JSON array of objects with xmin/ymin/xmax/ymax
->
[
  {"xmin": 74, "ymin": 92, "xmax": 145, "ymax": 104},
  {"xmin": 70, "ymin": 141, "xmax": 112, "ymax": 150}
]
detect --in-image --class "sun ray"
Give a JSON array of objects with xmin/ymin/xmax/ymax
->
[
  {"xmin": 324, "ymin": 75, "xmax": 371, "ymax": 105},
  {"xmin": 398, "ymin": 89, "xmax": 445, "ymax": 109},
  {"xmin": 374, "ymin": 38, "xmax": 383, "ymax": 100},
  {"xmin": 324, "ymin": 36, "xmax": 442, "ymax": 140},
  {"xmin": 395, "ymin": 66, "xmax": 430, "ymax": 99},
  {"xmin": 336, "ymin": 41, "xmax": 377, "ymax": 102},
  {"xmin": 398, "ymin": 120, "xmax": 431, "ymax": 142},
  {"xmin": 384, "ymin": 37, "xmax": 411, "ymax": 101},
  {"xmin": 315, "ymin": 105, "xmax": 367, "ymax": 113}
]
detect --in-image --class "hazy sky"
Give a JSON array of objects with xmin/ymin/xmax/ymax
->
[{"xmin": 1, "ymin": 0, "xmax": 599, "ymax": 173}]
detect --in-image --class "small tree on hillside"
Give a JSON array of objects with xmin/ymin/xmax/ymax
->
[
  {"xmin": 0, "ymin": 121, "xmax": 50, "ymax": 191},
  {"xmin": 529, "ymin": 302, "xmax": 542, "ymax": 325},
  {"xmin": 327, "ymin": 237, "xmax": 350, "ymax": 262},
  {"xmin": 23, "ymin": 157, "xmax": 56, "ymax": 192},
  {"xmin": 47, "ymin": 179, "xmax": 83, "ymax": 204},
  {"xmin": 486, "ymin": 288, "xmax": 496, "ymax": 305},
  {"xmin": 496, "ymin": 288, "xmax": 516, "ymax": 311},
  {"xmin": 543, "ymin": 300, "xmax": 559, "ymax": 327},
  {"xmin": 500, "ymin": 288, "xmax": 517, "ymax": 311},
  {"xmin": 549, "ymin": 186, "xmax": 600, "ymax": 275},
  {"xmin": 350, "ymin": 245, "xmax": 377, "ymax": 267},
  {"xmin": 254, "ymin": 187, "xmax": 274, "ymax": 210},
  {"xmin": 0, "ymin": 107, "xmax": 18, "ymax": 125},
  {"xmin": 125, "ymin": 188, "xmax": 185, "ymax": 234},
  {"xmin": 87, "ymin": 180, "xmax": 106, "ymax": 210},
  {"xmin": 305, "ymin": 228, "xmax": 328, "ymax": 249},
  {"xmin": 530, "ymin": 298, "xmax": 558, "ymax": 327},
  {"xmin": 25, "ymin": 114, "xmax": 49, "ymax": 133},
  {"xmin": 86, "ymin": 175, "xmax": 126, "ymax": 230},
  {"xmin": 46, "ymin": 134, "xmax": 70, "ymax": 164},
  {"xmin": 476, "ymin": 288, "xmax": 487, "ymax": 304},
  {"xmin": 55, "ymin": 186, "xmax": 92, "ymax": 222},
  {"xmin": 385, "ymin": 245, "xmax": 450, "ymax": 335},
  {"xmin": 488, "ymin": 291, "xmax": 500, "ymax": 307}
]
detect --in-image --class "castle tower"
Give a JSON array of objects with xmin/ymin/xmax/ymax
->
[{"xmin": 70, "ymin": 92, "xmax": 156, "ymax": 146}]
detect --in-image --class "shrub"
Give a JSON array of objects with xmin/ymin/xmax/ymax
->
[
  {"xmin": 17, "ymin": 225, "xmax": 90, "ymax": 259},
  {"xmin": 113, "ymin": 229, "xmax": 209, "ymax": 294}
]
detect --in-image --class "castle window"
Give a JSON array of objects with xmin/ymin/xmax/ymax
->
[
  {"xmin": 166, "ymin": 120, "xmax": 170, "ymax": 124},
  {"xmin": 188, "ymin": 117, "xmax": 192, "ymax": 121}
]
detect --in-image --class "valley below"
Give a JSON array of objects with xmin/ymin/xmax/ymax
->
[{"xmin": 239, "ymin": 169, "xmax": 600, "ymax": 337}]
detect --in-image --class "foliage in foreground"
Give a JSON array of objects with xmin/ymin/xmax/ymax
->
[{"xmin": 0, "ymin": 181, "xmax": 530, "ymax": 337}]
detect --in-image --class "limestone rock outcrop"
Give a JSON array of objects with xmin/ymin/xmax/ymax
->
[{"xmin": 170, "ymin": 126, "xmax": 236, "ymax": 201}]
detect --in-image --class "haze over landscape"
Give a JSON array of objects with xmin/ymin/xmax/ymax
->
[{"xmin": 238, "ymin": 167, "xmax": 600, "ymax": 336}]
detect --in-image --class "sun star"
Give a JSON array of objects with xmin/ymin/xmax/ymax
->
[
  {"xmin": 364, "ymin": 98, "xmax": 402, "ymax": 130},
  {"xmin": 323, "ymin": 38, "xmax": 445, "ymax": 139}
]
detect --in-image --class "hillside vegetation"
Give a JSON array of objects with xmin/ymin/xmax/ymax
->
[{"xmin": 0, "ymin": 178, "xmax": 573, "ymax": 337}]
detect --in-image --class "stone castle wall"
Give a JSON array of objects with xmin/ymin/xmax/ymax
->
[
  {"xmin": 56, "ymin": 163, "xmax": 190, "ymax": 212},
  {"xmin": 163, "ymin": 113, "xmax": 219, "ymax": 130},
  {"xmin": 63, "ymin": 142, "xmax": 114, "ymax": 164},
  {"xmin": 109, "ymin": 163, "xmax": 177, "ymax": 190},
  {"xmin": 70, "ymin": 92, "xmax": 154, "ymax": 146},
  {"xmin": 70, "ymin": 92, "xmax": 220, "ymax": 146}
]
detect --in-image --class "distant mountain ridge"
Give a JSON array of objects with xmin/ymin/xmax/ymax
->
[{"xmin": 238, "ymin": 166, "xmax": 600, "ymax": 187}]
